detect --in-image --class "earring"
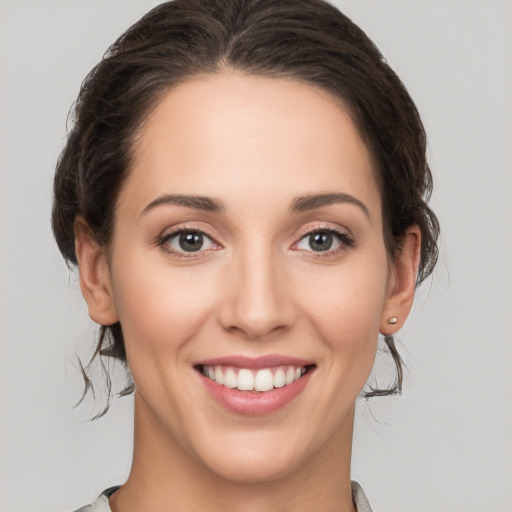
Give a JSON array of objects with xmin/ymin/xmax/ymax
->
[{"xmin": 387, "ymin": 316, "xmax": 398, "ymax": 325}]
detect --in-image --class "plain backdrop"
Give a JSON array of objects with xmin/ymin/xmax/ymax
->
[{"xmin": 1, "ymin": 1, "xmax": 511, "ymax": 511}]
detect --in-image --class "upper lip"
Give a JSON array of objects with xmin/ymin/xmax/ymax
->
[{"xmin": 194, "ymin": 354, "xmax": 315, "ymax": 369}]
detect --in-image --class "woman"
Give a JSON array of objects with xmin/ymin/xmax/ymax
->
[{"xmin": 52, "ymin": 0, "xmax": 439, "ymax": 510}]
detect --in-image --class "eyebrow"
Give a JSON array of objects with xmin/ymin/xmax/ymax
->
[
  {"xmin": 141, "ymin": 192, "xmax": 370, "ymax": 219},
  {"xmin": 141, "ymin": 194, "xmax": 224, "ymax": 215},
  {"xmin": 290, "ymin": 193, "xmax": 370, "ymax": 219}
]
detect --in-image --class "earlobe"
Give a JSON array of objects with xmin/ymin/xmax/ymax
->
[
  {"xmin": 74, "ymin": 218, "xmax": 119, "ymax": 326},
  {"xmin": 380, "ymin": 226, "xmax": 422, "ymax": 335}
]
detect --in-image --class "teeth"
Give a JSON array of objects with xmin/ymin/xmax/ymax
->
[
  {"xmin": 223, "ymin": 368, "xmax": 237, "ymax": 388},
  {"xmin": 254, "ymin": 369, "xmax": 273, "ymax": 392},
  {"xmin": 273, "ymin": 368, "xmax": 285, "ymax": 388},
  {"xmin": 214, "ymin": 366, "xmax": 224, "ymax": 385},
  {"xmin": 237, "ymin": 369, "xmax": 254, "ymax": 391},
  {"xmin": 202, "ymin": 364, "xmax": 308, "ymax": 392}
]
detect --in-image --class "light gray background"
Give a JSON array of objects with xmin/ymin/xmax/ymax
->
[{"xmin": 1, "ymin": 1, "xmax": 511, "ymax": 511}]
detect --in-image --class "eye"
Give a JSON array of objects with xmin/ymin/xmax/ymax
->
[
  {"xmin": 160, "ymin": 230, "xmax": 217, "ymax": 255},
  {"xmin": 295, "ymin": 229, "xmax": 353, "ymax": 253}
]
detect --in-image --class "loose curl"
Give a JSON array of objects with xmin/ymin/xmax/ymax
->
[{"xmin": 52, "ymin": 0, "xmax": 439, "ymax": 416}]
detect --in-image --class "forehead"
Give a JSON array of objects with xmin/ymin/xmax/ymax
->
[{"xmin": 121, "ymin": 72, "xmax": 381, "ymax": 220}]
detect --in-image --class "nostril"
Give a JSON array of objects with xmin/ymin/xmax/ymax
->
[{"xmin": 222, "ymin": 317, "xmax": 294, "ymax": 341}]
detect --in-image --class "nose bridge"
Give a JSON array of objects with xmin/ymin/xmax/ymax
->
[{"xmin": 219, "ymin": 240, "xmax": 295, "ymax": 339}]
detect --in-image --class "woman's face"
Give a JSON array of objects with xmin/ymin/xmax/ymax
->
[{"xmin": 81, "ymin": 73, "xmax": 412, "ymax": 482}]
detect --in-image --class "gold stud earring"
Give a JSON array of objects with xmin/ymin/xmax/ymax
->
[{"xmin": 387, "ymin": 316, "xmax": 398, "ymax": 325}]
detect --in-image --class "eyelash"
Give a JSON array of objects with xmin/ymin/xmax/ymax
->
[
  {"xmin": 157, "ymin": 226, "xmax": 354, "ymax": 259},
  {"xmin": 293, "ymin": 227, "xmax": 355, "ymax": 257},
  {"xmin": 158, "ymin": 228, "xmax": 220, "ymax": 259}
]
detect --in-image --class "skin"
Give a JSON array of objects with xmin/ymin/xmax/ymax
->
[{"xmin": 75, "ymin": 72, "xmax": 421, "ymax": 512}]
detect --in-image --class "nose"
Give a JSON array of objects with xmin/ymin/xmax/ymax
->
[{"xmin": 218, "ymin": 247, "xmax": 296, "ymax": 340}]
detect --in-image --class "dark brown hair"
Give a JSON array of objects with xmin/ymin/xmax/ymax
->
[{"xmin": 52, "ymin": 0, "xmax": 439, "ymax": 416}]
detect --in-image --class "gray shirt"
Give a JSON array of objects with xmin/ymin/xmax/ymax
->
[{"xmin": 75, "ymin": 481, "xmax": 373, "ymax": 512}]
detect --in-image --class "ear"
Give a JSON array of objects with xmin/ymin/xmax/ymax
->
[
  {"xmin": 74, "ymin": 217, "xmax": 119, "ymax": 326},
  {"xmin": 380, "ymin": 225, "xmax": 422, "ymax": 335}
]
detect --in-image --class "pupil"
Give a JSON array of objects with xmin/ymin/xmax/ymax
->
[
  {"xmin": 310, "ymin": 232, "xmax": 332, "ymax": 251},
  {"xmin": 179, "ymin": 232, "xmax": 203, "ymax": 252}
]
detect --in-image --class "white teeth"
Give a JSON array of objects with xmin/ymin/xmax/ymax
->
[
  {"xmin": 237, "ymin": 369, "xmax": 255, "ymax": 391},
  {"xmin": 254, "ymin": 369, "xmax": 273, "ymax": 392},
  {"xmin": 223, "ymin": 368, "xmax": 237, "ymax": 388},
  {"xmin": 202, "ymin": 364, "xmax": 309, "ymax": 392},
  {"xmin": 214, "ymin": 366, "xmax": 224, "ymax": 385},
  {"xmin": 273, "ymin": 368, "xmax": 285, "ymax": 388}
]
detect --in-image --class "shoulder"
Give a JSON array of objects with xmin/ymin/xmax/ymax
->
[
  {"xmin": 352, "ymin": 481, "xmax": 374, "ymax": 512},
  {"xmin": 73, "ymin": 487, "xmax": 119, "ymax": 512}
]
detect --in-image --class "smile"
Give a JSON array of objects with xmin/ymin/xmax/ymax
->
[
  {"xmin": 194, "ymin": 356, "xmax": 316, "ymax": 415},
  {"xmin": 200, "ymin": 365, "xmax": 307, "ymax": 392}
]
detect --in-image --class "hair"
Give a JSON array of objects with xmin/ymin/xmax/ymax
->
[{"xmin": 52, "ymin": 0, "xmax": 439, "ymax": 416}]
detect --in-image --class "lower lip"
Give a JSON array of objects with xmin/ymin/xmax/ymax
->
[{"xmin": 198, "ymin": 370, "xmax": 314, "ymax": 416}]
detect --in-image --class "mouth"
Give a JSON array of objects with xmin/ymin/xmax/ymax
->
[
  {"xmin": 193, "ymin": 356, "xmax": 316, "ymax": 416},
  {"xmin": 196, "ymin": 364, "xmax": 315, "ymax": 392}
]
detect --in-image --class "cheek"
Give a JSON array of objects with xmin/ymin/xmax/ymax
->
[
  {"xmin": 299, "ymin": 252, "xmax": 389, "ymax": 373},
  {"xmin": 110, "ymin": 255, "xmax": 218, "ymax": 356}
]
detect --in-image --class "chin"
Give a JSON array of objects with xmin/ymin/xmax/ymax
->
[
  {"xmin": 199, "ymin": 442, "xmax": 307, "ymax": 484},
  {"xmin": 184, "ymin": 416, "xmax": 332, "ymax": 486}
]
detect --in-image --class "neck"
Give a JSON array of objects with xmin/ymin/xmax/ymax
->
[{"xmin": 110, "ymin": 393, "xmax": 356, "ymax": 512}]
